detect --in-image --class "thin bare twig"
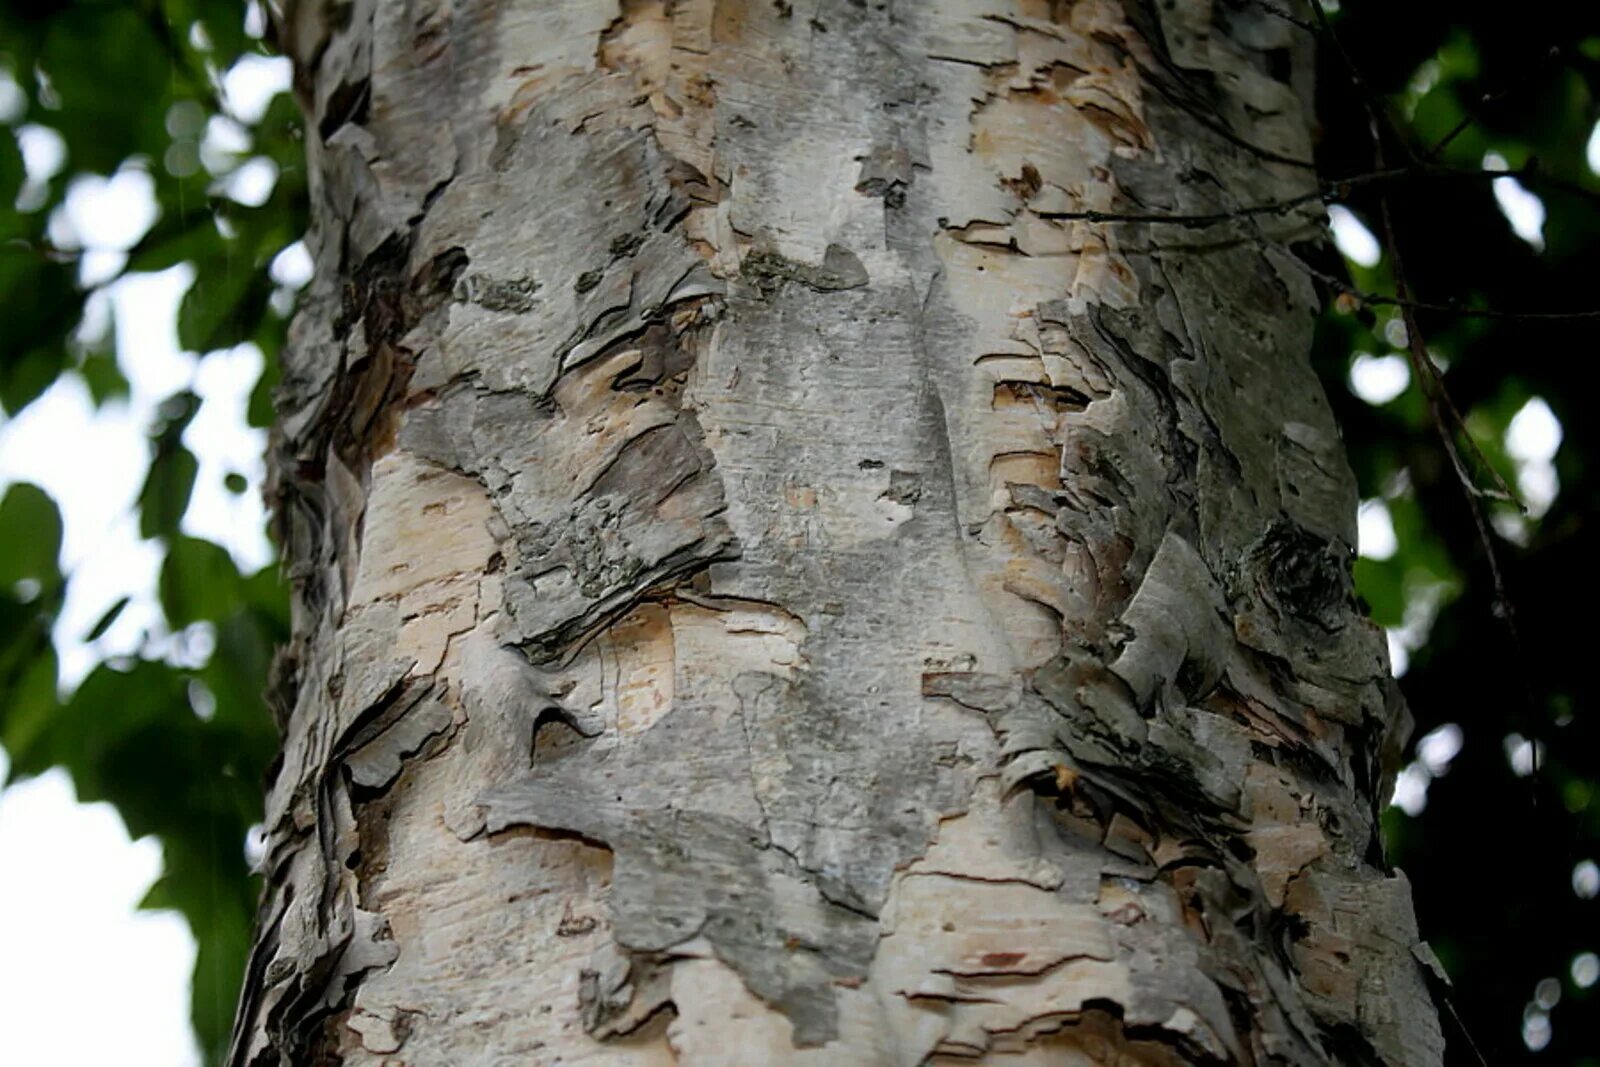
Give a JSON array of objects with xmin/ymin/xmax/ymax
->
[
  {"xmin": 1047, "ymin": 160, "xmax": 1600, "ymax": 234},
  {"xmin": 1425, "ymin": 46, "xmax": 1563, "ymax": 159},
  {"xmin": 1311, "ymin": 0, "xmax": 1543, "ymax": 838},
  {"xmin": 1055, "ymin": 164, "xmax": 1600, "ymax": 321},
  {"xmin": 1317, "ymin": 274, "xmax": 1600, "ymax": 322}
]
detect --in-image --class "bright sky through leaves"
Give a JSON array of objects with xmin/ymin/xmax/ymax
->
[{"xmin": 0, "ymin": 52, "xmax": 289, "ymax": 1067}]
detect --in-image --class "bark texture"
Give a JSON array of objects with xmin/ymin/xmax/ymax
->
[{"xmin": 237, "ymin": 1, "xmax": 1445, "ymax": 1063}]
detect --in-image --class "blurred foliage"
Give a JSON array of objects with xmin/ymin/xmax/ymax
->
[
  {"xmin": 0, "ymin": 0, "xmax": 1598, "ymax": 1064},
  {"xmin": 1309, "ymin": 2, "xmax": 1600, "ymax": 1063},
  {"xmin": 0, "ymin": 0, "xmax": 299, "ymax": 1060}
]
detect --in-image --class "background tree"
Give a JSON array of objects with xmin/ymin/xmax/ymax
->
[{"xmin": 0, "ymin": 0, "xmax": 1597, "ymax": 1064}]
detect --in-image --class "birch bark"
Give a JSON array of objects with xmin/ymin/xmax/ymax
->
[{"xmin": 234, "ymin": 1, "xmax": 1445, "ymax": 1063}]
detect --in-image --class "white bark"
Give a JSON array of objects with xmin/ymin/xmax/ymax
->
[{"xmin": 236, "ymin": 1, "xmax": 1444, "ymax": 1064}]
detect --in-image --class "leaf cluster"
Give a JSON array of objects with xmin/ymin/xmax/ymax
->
[{"xmin": 1, "ymin": 0, "xmax": 302, "ymax": 1058}]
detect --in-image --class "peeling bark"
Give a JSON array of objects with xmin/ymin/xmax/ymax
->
[{"xmin": 238, "ymin": 1, "xmax": 1444, "ymax": 1063}]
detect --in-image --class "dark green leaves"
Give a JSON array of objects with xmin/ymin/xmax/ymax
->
[
  {"xmin": 139, "ymin": 445, "xmax": 200, "ymax": 539},
  {"xmin": 11, "ymin": 645, "xmax": 273, "ymax": 1060},
  {"xmin": 30, "ymin": 6, "xmax": 174, "ymax": 175},
  {"xmin": 179, "ymin": 254, "xmax": 271, "ymax": 353},
  {"xmin": 160, "ymin": 534, "xmax": 245, "ymax": 628},
  {"xmin": 0, "ymin": 255, "xmax": 77, "ymax": 415},
  {"xmin": 3, "ymin": 1, "xmax": 303, "ymax": 1060},
  {"xmin": 1316, "ymin": 5, "xmax": 1600, "ymax": 1061},
  {"xmin": 0, "ymin": 482, "xmax": 62, "ymax": 590},
  {"xmin": 137, "ymin": 390, "xmax": 203, "ymax": 539},
  {"xmin": 0, "ymin": 485, "xmax": 64, "ymax": 772}
]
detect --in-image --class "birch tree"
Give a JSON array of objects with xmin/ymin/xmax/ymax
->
[{"xmin": 232, "ymin": 1, "xmax": 1446, "ymax": 1062}]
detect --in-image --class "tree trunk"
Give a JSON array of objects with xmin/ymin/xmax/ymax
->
[{"xmin": 236, "ymin": 1, "xmax": 1445, "ymax": 1063}]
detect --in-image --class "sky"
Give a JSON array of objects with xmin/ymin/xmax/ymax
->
[{"xmin": 0, "ymin": 48, "xmax": 1586, "ymax": 1065}]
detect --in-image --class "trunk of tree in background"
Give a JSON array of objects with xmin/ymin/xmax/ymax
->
[{"xmin": 233, "ymin": 0, "xmax": 1445, "ymax": 1063}]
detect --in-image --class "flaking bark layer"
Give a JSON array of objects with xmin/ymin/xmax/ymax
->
[{"xmin": 236, "ymin": 1, "xmax": 1445, "ymax": 1063}]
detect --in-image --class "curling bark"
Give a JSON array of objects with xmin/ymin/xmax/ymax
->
[{"xmin": 235, "ymin": 1, "xmax": 1446, "ymax": 1063}]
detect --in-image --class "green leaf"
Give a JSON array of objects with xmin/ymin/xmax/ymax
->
[
  {"xmin": 138, "ymin": 445, "xmax": 200, "ymax": 540},
  {"xmin": 143, "ymin": 834, "xmax": 257, "ymax": 1066},
  {"xmin": 138, "ymin": 390, "xmax": 205, "ymax": 538},
  {"xmin": 159, "ymin": 536, "xmax": 244, "ymax": 628},
  {"xmin": 178, "ymin": 254, "xmax": 270, "ymax": 353},
  {"xmin": 86, "ymin": 595, "xmax": 133, "ymax": 641},
  {"xmin": 77, "ymin": 349, "xmax": 130, "ymax": 406},
  {"xmin": 0, "ymin": 644, "xmax": 60, "ymax": 782},
  {"xmin": 189, "ymin": 891, "xmax": 253, "ymax": 1065},
  {"xmin": 0, "ymin": 483, "xmax": 64, "ymax": 588},
  {"xmin": 155, "ymin": 390, "xmax": 204, "ymax": 435},
  {"xmin": 201, "ymin": 614, "xmax": 277, "ymax": 765},
  {"xmin": 0, "ymin": 345, "xmax": 68, "ymax": 415},
  {"xmin": 13, "ymin": 659, "xmax": 184, "ymax": 792},
  {"xmin": 0, "ymin": 253, "xmax": 79, "ymax": 416}
]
